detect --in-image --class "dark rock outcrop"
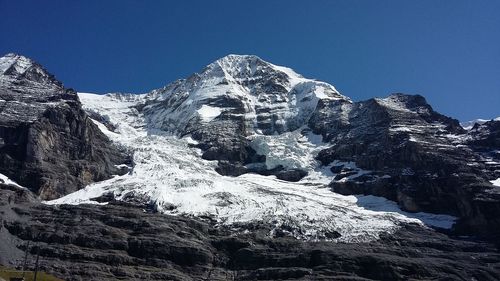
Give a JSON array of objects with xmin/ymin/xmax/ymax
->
[
  {"xmin": 1, "ymin": 184, "xmax": 499, "ymax": 281},
  {"xmin": 309, "ymin": 94, "xmax": 500, "ymax": 240},
  {"xmin": 467, "ymin": 119, "xmax": 500, "ymax": 149},
  {"xmin": 0, "ymin": 54, "xmax": 129, "ymax": 199}
]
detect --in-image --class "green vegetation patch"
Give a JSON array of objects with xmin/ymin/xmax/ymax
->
[{"xmin": 0, "ymin": 266, "xmax": 63, "ymax": 281}]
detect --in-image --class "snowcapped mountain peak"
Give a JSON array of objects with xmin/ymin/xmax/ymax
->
[
  {"xmin": 208, "ymin": 54, "xmax": 269, "ymax": 81},
  {"xmin": 0, "ymin": 53, "xmax": 61, "ymax": 88},
  {"xmin": 0, "ymin": 53, "xmax": 35, "ymax": 75},
  {"xmin": 214, "ymin": 53, "xmax": 263, "ymax": 66},
  {"xmin": 203, "ymin": 54, "xmax": 311, "ymax": 91},
  {"xmin": 0, "ymin": 54, "xmax": 71, "ymax": 125},
  {"xmin": 211, "ymin": 54, "xmax": 269, "ymax": 73},
  {"xmin": 144, "ymin": 54, "xmax": 349, "ymax": 135}
]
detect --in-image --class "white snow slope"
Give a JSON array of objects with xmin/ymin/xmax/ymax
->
[
  {"xmin": 47, "ymin": 92, "xmax": 456, "ymax": 242},
  {"xmin": 0, "ymin": 172, "xmax": 25, "ymax": 189}
]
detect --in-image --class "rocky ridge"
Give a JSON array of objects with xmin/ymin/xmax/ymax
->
[
  {"xmin": 0, "ymin": 53, "xmax": 129, "ymax": 200},
  {"xmin": 309, "ymin": 94, "xmax": 500, "ymax": 239}
]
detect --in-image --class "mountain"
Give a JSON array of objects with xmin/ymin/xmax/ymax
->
[
  {"xmin": 142, "ymin": 54, "xmax": 349, "ymax": 175},
  {"xmin": 312, "ymin": 94, "xmax": 500, "ymax": 236},
  {"xmin": 54, "ymin": 54, "xmax": 499, "ymax": 238},
  {"xmin": 144, "ymin": 54, "xmax": 347, "ymax": 135},
  {"xmin": 0, "ymin": 53, "xmax": 129, "ymax": 199},
  {"xmin": 0, "ymin": 53, "xmax": 499, "ymax": 280}
]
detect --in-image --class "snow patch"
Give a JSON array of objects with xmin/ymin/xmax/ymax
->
[
  {"xmin": 249, "ymin": 128, "xmax": 327, "ymax": 170},
  {"xmin": 89, "ymin": 118, "xmax": 118, "ymax": 137},
  {"xmin": 356, "ymin": 195, "xmax": 456, "ymax": 229},
  {"xmin": 375, "ymin": 96, "xmax": 412, "ymax": 113},
  {"xmin": 0, "ymin": 173, "xmax": 25, "ymax": 189},
  {"xmin": 491, "ymin": 178, "xmax": 500, "ymax": 187},
  {"xmin": 197, "ymin": 105, "xmax": 222, "ymax": 122}
]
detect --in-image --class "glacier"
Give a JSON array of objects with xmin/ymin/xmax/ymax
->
[{"xmin": 47, "ymin": 91, "xmax": 457, "ymax": 242}]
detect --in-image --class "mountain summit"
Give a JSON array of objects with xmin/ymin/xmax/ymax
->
[
  {"xmin": 145, "ymin": 55, "xmax": 347, "ymax": 138},
  {"xmin": 201, "ymin": 54, "xmax": 342, "ymax": 96},
  {"xmin": 0, "ymin": 53, "xmax": 37, "ymax": 75},
  {"xmin": 0, "ymin": 53, "xmax": 61, "ymax": 87}
]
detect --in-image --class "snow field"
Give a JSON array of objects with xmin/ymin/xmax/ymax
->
[{"xmin": 47, "ymin": 93, "xmax": 457, "ymax": 242}]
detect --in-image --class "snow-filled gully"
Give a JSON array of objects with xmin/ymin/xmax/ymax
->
[{"xmin": 47, "ymin": 93, "xmax": 456, "ymax": 242}]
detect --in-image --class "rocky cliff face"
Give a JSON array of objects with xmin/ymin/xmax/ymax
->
[
  {"xmin": 467, "ymin": 118, "xmax": 500, "ymax": 149},
  {"xmin": 0, "ymin": 54, "xmax": 129, "ymax": 200},
  {"xmin": 310, "ymin": 94, "xmax": 500, "ymax": 239},
  {"xmin": 1, "ymin": 184, "xmax": 499, "ymax": 281}
]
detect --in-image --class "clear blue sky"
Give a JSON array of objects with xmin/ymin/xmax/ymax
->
[{"xmin": 1, "ymin": 0, "xmax": 499, "ymax": 121}]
